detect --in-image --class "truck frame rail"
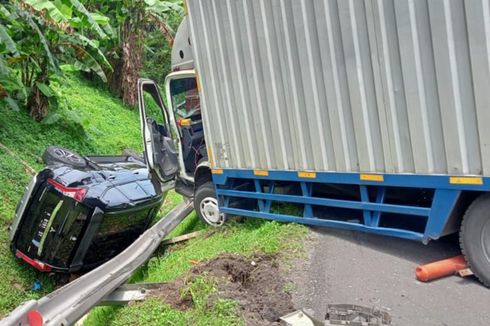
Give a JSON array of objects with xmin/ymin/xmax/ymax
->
[{"xmin": 212, "ymin": 169, "xmax": 486, "ymax": 243}]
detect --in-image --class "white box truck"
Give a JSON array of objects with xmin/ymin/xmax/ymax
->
[{"xmin": 138, "ymin": 0, "xmax": 490, "ymax": 287}]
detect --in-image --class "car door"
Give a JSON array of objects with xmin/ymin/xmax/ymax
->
[{"xmin": 137, "ymin": 79, "xmax": 179, "ymax": 183}]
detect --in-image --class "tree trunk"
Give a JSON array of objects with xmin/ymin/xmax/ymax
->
[
  {"xmin": 28, "ymin": 75, "xmax": 49, "ymax": 121},
  {"xmin": 120, "ymin": 14, "xmax": 144, "ymax": 106},
  {"xmin": 107, "ymin": 54, "xmax": 123, "ymax": 98}
]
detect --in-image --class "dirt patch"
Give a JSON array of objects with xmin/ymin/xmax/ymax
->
[
  {"xmin": 154, "ymin": 280, "xmax": 193, "ymax": 310},
  {"xmin": 154, "ymin": 253, "xmax": 294, "ymax": 325},
  {"xmin": 194, "ymin": 254, "xmax": 294, "ymax": 325}
]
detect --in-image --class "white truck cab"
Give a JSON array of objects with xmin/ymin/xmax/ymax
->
[{"xmin": 137, "ymin": 17, "xmax": 223, "ymax": 226}]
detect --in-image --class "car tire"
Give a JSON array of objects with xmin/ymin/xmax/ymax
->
[
  {"xmin": 42, "ymin": 146, "xmax": 87, "ymax": 168},
  {"xmin": 194, "ymin": 181, "xmax": 226, "ymax": 227},
  {"xmin": 460, "ymin": 194, "xmax": 490, "ymax": 287}
]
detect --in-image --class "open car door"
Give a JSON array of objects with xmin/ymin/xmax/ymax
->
[{"xmin": 138, "ymin": 79, "xmax": 179, "ymax": 183}]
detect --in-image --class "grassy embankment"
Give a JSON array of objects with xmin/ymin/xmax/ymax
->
[{"xmin": 0, "ymin": 74, "xmax": 307, "ymax": 324}]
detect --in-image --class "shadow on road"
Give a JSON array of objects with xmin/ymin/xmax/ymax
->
[
  {"xmin": 311, "ymin": 226, "xmax": 460, "ymax": 263},
  {"xmin": 310, "ymin": 226, "xmax": 486, "ymax": 287}
]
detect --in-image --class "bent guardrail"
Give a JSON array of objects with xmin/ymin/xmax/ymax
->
[{"xmin": 1, "ymin": 200, "xmax": 194, "ymax": 326}]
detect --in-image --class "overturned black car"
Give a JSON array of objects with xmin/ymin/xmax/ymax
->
[{"xmin": 9, "ymin": 147, "xmax": 168, "ymax": 273}]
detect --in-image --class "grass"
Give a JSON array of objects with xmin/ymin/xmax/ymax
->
[
  {"xmin": 88, "ymin": 276, "xmax": 240, "ymax": 326},
  {"xmin": 149, "ymin": 218, "xmax": 305, "ymax": 283},
  {"xmin": 0, "ymin": 73, "xmax": 141, "ymax": 317},
  {"xmin": 57, "ymin": 76, "xmax": 143, "ymax": 154}
]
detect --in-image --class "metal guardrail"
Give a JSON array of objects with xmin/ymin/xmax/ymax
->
[{"xmin": 1, "ymin": 201, "xmax": 194, "ymax": 326}]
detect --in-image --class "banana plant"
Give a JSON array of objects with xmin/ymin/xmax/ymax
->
[
  {"xmin": 0, "ymin": 0, "xmax": 112, "ymax": 120},
  {"xmin": 81, "ymin": 0, "xmax": 183, "ymax": 106}
]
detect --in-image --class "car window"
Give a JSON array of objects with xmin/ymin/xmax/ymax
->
[{"xmin": 143, "ymin": 91, "xmax": 166, "ymax": 125}]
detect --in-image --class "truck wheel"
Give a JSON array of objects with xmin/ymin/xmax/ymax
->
[
  {"xmin": 194, "ymin": 181, "xmax": 226, "ymax": 227},
  {"xmin": 42, "ymin": 146, "xmax": 87, "ymax": 168},
  {"xmin": 460, "ymin": 194, "xmax": 490, "ymax": 287}
]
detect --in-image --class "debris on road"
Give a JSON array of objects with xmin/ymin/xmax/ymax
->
[
  {"xmin": 325, "ymin": 304, "xmax": 391, "ymax": 325},
  {"xmin": 160, "ymin": 230, "xmax": 212, "ymax": 246},
  {"xmin": 415, "ymin": 255, "xmax": 467, "ymax": 282},
  {"xmin": 457, "ymin": 268, "xmax": 474, "ymax": 278},
  {"xmin": 31, "ymin": 280, "xmax": 42, "ymax": 292},
  {"xmin": 281, "ymin": 304, "xmax": 391, "ymax": 326},
  {"xmin": 280, "ymin": 309, "xmax": 323, "ymax": 326}
]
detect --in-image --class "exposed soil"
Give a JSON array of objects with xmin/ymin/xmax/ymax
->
[
  {"xmin": 153, "ymin": 253, "xmax": 294, "ymax": 325},
  {"xmin": 153, "ymin": 279, "xmax": 193, "ymax": 310}
]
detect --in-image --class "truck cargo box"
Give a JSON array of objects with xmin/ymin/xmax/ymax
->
[{"xmin": 187, "ymin": 0, "xmax": 490, "ymax": 176}]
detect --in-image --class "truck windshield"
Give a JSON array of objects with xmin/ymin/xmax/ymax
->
[
  {"xmin": 170, "ymin": 77, "xmax": 199, "ymax": 119},
  {"xmin": 169, "ymin": 76, "xmax": 205, "ymax": 174}
]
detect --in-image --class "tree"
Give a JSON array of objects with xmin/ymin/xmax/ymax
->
[
  {"xmin": 83, "ymin": 0, "xmax": 182, "ymax": 106},
  {"xmin": 0, "ymin": 0, "xmax": 111, "ymax": 120},
  {"xmin": 141, "ymin": 2, "xmax": 182, "ymax": 85}
]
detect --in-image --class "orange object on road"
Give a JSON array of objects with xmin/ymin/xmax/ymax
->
[{"xmin": 416, "ymin": 255, "xmax": 467, "ymax": 282}]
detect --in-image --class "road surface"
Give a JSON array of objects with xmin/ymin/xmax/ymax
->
[{"xmin": 290, "ymin": 228, "xmax": 490, "ymax": 326}]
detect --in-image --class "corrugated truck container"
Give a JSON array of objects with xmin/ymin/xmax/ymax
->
[
  {"xmin": 188, "ymin": 0, "xmax": 490, "ymax": 175},
  {"xmin": 162, "ymin": 0, "xmax": 490, "ymax": 286}
]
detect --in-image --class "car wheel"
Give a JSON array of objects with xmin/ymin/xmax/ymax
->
[
  {"xmin": 460, "ymin": 194, "xmax": 490, "ymax": 287},
  {"xmin": 194, "ymin": 181, "xmax": 226, "ymax": 227},
  {"xmin": 42, "ymin": 146, "xmax": 87, "ymax": 168}
]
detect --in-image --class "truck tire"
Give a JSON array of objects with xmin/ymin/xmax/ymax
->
[
  {"xmin": 460, "ymin": 194, "xmax": 490, "ymax": 287},
  {"xmin": 42, "ymin": 146, "xmax": 87, "ymax": 168},
  {"xmin": 194, "ymin": 181, "xmax": 226, "ymax": 227}
]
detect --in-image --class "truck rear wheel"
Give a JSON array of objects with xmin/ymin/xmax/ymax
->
[
  {"xmin": 460, "ymin": 194, "xmax": 490, "ymax": 287},
  {"xmin": 194, "ymin": 181, "xmax": 226, "ymax": 227}
]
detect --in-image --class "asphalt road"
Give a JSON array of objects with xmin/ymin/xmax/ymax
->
[{"xmin": 290, "ymin": 227, "xmax": 490, "ymax": 326}]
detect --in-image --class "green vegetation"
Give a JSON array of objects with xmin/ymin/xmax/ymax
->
[
  {"xmin": 0, "ymin": 0, "xmax": 112, "ymax": 120},
  {"xmin": 51, "ymin": 74, "xmax": 143, "ymax": 153},
  {"xmin": 0, "ymin": 73, "xmax": 141, "ymax": 317},
  {"xmin": 86, "ymin": 277, "xmax": 240, "ymax": 326},
  {"xmin": 141, "ymin": 2, "xmax": 183, "ymax": 85},
  {"xmin": 0, "ymin": 0, "xmax": 182, "ymax": 124},
  {"xmin": 147, "ymin": 217, "xmax": 305, "ymax": 284},
  {"xmin": 1, "ymin": 1, "xmax": 307, "ymax": 324}
]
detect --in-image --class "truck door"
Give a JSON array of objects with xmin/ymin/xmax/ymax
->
[{"xmin": 137, "ymin": 79, "xmax": 179, "ymax": 182}]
